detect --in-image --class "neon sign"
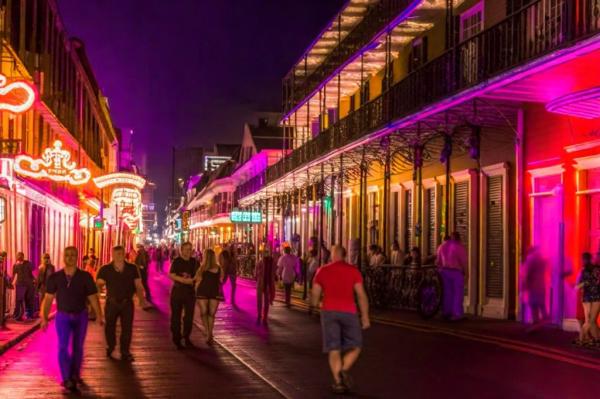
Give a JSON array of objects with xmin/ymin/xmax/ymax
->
[
  {"xmin": 14, "ymin": 140, "xmax": 91, "ymax": 185},
  {"xmin": 230, "ymin": 210, "xmax": 262, "ymax": 224},
  {"xmin": 93, "ymin": 173, "xmax": 146, "ymax": 189},
  {"xmin": 0, "ymin": 74, "xmax": 36, "ymax": 114}
]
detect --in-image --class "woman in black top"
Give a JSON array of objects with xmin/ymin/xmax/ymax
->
[{"xmin": 195, "ymin": 249, "xmax": 224, "ymax": 344}]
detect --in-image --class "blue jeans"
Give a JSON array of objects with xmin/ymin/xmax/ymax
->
[
  {"xmin": 440, "ymin": 268, "xmax": 465, "ymax": 319},
  {"xmin": 55, "ymin": 311, "xmax": 89, "ymax": 382}
]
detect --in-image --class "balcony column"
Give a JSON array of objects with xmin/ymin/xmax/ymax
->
[
  {"xmin": 319, "ymin": 165, "xmax": 325, "ymax": 262},
  {"xmin": 264, "ymin": 197, "xmax": 270, "ymax": 251},
  {"xmin": 445, "ymin": 0, "xmax": 454, "ymax": 50},
  {"xmin": 330, "ymin": 170, "xmax": 336, "ymax": 247},
  {"xmin": 383, "ymin": 143, "xmax": 391, "ymax": 258},
  {"xmin": 337, "ymin": 155, "xmax": 344, "ymax": 246},
  {"xmin": 413, "ymin": 143, "xmax": 424, "ymax": 266},
  {"xmin": 358, "ymin": 150, "xmax": 367, "ymax": 270}
]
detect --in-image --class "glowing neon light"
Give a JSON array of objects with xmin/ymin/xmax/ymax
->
[
  {"xmin": 14, "ymin": 140, "xmax": 91, "ymax": 185},
  {"xmin": 93, "ymin": 173, "xmax": 146, "ymax": 189},
  {"xmin": 0, "ymin": 74, "xmax": 36, "ymax": 114},
  {"xmin": 546, "ymin": 87, "xmax": 600, "ymax": 119},
  {"xmin": 111, "ymin": 187, "xmax": 142, "ymax": 207}
]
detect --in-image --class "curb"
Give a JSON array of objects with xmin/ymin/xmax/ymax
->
[{"xmin": 0, "ymin": 312, "xmax": 56, "ymax": 356}]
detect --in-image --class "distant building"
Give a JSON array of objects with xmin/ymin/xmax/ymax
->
[
  {"xmin": 171, "ymin": 147, "xmax": 204, "ymax": 198},
  {"xmin": 141, "ymin": 180, "xmax": 158, "ymax": 242}
]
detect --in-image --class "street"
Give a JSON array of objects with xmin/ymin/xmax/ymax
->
[{"xmin": 1, "ymin": 264, "xmax": 599, "ymax": 399}]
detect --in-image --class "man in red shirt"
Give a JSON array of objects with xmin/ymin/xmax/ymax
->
[{"xmin": 312, "ymin": 245, "xmax": 370, "ymax": 394}]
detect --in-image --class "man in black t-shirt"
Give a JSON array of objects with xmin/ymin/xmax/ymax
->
[
  {"xmin": 169, "ymin": 241, "xmax": 199, "ymax": 349},
  {"xmin": 41, "ymin": 246, "xmax": 103, "ymax": 393},
  {"xmin": 97, "ymin": 245, "xmax": 151, "ymax": 361},
  {"xmin": 12, "ymin": 252, "xmax": 35, "ymax": 320}
]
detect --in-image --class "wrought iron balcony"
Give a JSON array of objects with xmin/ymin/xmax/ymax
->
[
  {"xmin": 284, "ymin": 0, "xmax": 415, "ymax": 114},
  {"xmin": 269, "ymin": 0, "xmax": 600, "ymax": 187}
]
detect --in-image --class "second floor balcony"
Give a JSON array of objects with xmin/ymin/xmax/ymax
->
[{"xmin": 267, "ymin": 0, "xmax": 600, "ymax": 188}]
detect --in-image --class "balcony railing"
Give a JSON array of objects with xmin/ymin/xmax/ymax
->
[
  {"xmin": 267, "ymin": 0, "xmax": 599, "ymax": 188},
  {"xmin": 284, "ymin": 0, "xmax": 415, "ymax": 114}
]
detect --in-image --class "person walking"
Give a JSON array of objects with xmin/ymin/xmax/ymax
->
[
  {"xmin": 36, "ymin": 253, "xmax": 55, "ymax": 312},
  {"xmin": 135, "ymin": 244, "xmax": 151, "ymax": 302},
  {"xmin": 306, "ymin": 249, "xmax": 319, "ymax": 289},
  {"xmin": 195, "ymin": 249, "xmax": 224, "ymax": 344},
  {"xmin": 40, "ymin": 246, "xmax": 103, "ymax": 393},
  {"xmin": 312, "ymin": 245, "xmax": 370, "ymax": 394},
  {"xmin": 96, "ymin": 246, "xmax": 151, "ymax": 361},
  {"xmin": 520, "ymin": 247, "xmax": 549, "ymax": 332},
  {"xmin": 255, "ymin": 250, "xmax": 276, "ymax": 326},
  {"xmin": 12, "ymin": 252, "xmax": 35, "ymax": 320},
  {"xmin": 277, "ymin": 246, "xmax": 300, "ymax": 308},
  {"xmin": 169, "ymin": 242, "xmax": 198, "ymax": 349},
  {"xmin": 220, "ymin": 248, "xmax": 237, "ymax": 306},
  {"xmin": 437, "ymin": 232, "xmax": 468, "ymax": 321},
  {"xmin": 155, "ymin": 245, "xmax": 164, "ymax": 274}
]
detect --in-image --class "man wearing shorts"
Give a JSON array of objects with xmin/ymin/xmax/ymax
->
[{"xmin": 312, "ymin": 245, "xmax": 370, "ymax": 394}]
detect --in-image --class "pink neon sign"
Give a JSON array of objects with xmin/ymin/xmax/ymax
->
[{"xmin": 0, "ymin": 74, "xmax": 36, "ymax": 114}]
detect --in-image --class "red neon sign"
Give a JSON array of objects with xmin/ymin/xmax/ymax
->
[{"xmin": 0, "ymin": 74, "xmax": 36, "ymax": 114}]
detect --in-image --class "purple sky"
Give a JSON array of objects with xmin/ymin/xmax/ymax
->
[{"xmin": 57, "ymin": 0, "xmax": 345, "ymax": 219}]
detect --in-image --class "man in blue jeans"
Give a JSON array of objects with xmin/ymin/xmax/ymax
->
[
  {"xmin": 41, "ymin": 246, "xmax": 103, "ymax": 393},
  {"xmin": 312, "ymin": 245, "xmax": 370, "ymax": 394}
]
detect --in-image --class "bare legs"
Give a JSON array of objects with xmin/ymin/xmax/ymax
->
[
  {"xmin": 198, "ymin": 298, "xmax": 220, "ymax": 344},
  {"xmin": 583, "ymin": 302, "xmax": 600, "ymax": 341},
  {"xmin": 328, "ymin": 347, "xmax": 361, "ymax": 384}
]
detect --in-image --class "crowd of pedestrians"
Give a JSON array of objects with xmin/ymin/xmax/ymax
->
[{"xmin": 7, "ymin": 228, "xmax": 600, "ymax": 396}]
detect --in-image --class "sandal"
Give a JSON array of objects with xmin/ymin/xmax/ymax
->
[{"xmin": 330, "ymin": 382, "xmax": 346, "ymax": 395}]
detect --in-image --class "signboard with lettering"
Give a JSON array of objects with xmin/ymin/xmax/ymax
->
[{"xmin": 230, "ymin": 210, "xmax": 262, "ymax": 224}]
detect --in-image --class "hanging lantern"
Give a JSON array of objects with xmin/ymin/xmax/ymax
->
[
  {"xmin": 440, "ymin": 134, "xmax": 452, "ymax": 164},
  {"xmin": 468, "ymin": 124, "xmax": 481, "ymax": 160}
]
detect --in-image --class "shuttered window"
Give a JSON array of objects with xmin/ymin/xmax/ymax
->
[
  {"xmin": 486, "ymin": 175, "xmax": 504, "ymax": 298},
  {"xmin": 426, "ymin": 188, "xmax": 436, "ymax": 256},
  {"xmin": 392, "ymin": 191, "xmax": 399, "ymax": 243},
  {"xmin": 404, "ymin": 189, "xmax": 413, "ymax": 251},
  {"xmin": 453, "ymin": 181, "xmax": 469, "ymax": 251}
]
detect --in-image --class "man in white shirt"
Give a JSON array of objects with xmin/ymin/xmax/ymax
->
[
  {"xmin": 437, "ymin": 232, "xmax": 468, "ymax": 320},
  {"xmin": 277, "ymin": 246, "xmax": 300, "ymax": 307}
]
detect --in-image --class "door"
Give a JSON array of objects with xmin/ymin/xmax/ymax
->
[
  {"xmin": 404, "ymin": 189, "xmax": 413, "ymax": 252},
  {"xmin": 485, "ymin": 176, "xmax": 504, "ymax": 300},
  {"xmin": 29, "ymin": 204, "xmax": 45, "ymax": 270},
  {"xmin": 589, "ymin": 194, "xmax": 600, "ymax": 253},
  {"xmin": 460, "ymin": 1, "xmax": 484, "ymax": 85},
  {"xmin": 426, "ymin": 188, "xmax": 436, "ymax": 257},
  {"xmin": 533, "ymin": 192, "xmax": 561, "ymax": 324}
]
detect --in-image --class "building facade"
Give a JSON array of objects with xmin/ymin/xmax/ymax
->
[
  {"xmin": 234, "ymin": 0, "xmax": 600, "ymax": 327},
  {"xmin": 0, "ymin": 0, "xmax": 144, "ymax": 276}
]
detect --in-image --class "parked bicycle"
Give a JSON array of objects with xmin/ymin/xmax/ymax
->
[{"xmin": 364, "ymin": 264, "xmax": 442, "ymax": 319}]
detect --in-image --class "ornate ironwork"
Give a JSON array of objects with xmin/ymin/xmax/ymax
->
[{"xmin": 269, "ymin": 0, "xmax": 598, "ymax": 187}]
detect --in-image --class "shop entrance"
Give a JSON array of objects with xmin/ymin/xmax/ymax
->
[{"xmin": 532, "ymin": 191, "xmax": 562, "ymax": 325}]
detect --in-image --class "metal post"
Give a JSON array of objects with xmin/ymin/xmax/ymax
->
[
  {"xmin": 383, "ymin": 144, "xmax": 391, "ymax": 257},
  {"xmin": 337, "ymin": 155, "xmax": 344, "ymax": 246},
  {"xmin": 319, "ymin": 165, "xmax": 325, "ymax": 257},
  {"xmin": 265, "ymin": 197, "xmax": 270, "ymax": 251},
  {"xmin": 330, "ymin": 171, "xmax": 336, "ymax": 246},
  {"xmin": 358, "ymin": 150, "xmax": 366, "ymax": 269}
]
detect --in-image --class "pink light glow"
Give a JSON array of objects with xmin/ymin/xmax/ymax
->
[
  {"xmin": 546, "ymin": 86, "xmax": 600, "ymax": 119},
  {"xmin": 0, "ymin": 74, "xmax": 36, "ymax": 114}
]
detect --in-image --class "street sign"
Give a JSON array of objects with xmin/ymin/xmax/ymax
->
[
  {"xmin": 230, "ymin": 210, "xmax": 262, "ymax": 224},
  {"xmin": 93, "ymin": 217, "xmax": 104, "ymax": 230}
]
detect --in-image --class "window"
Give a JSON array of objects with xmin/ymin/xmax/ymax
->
[
  {"xmin": 460, "ymin": 1, "xmax": 484, "ymax": 42},
  {"xmin": 409, "ymin": 37, "xmax": 428, "ymax": 72}
]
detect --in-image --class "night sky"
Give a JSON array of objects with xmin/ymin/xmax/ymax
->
[{"xmin": 57, "ymin": 0, "xmax": 345, "ymax": 220}]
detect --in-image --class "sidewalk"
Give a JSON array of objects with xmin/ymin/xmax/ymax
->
[
  {"xmin": 261, "ymin": 279, "xmax": 600, "ymax": 367},
  {"xmin": 0, "ymin": 318, "xmax": 42, "ymax": 356}
]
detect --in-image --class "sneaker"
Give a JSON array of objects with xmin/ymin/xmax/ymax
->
[
  {"xmin": 106, "ymin": 348, "xmax": 114, "ymax": 358},
  {"xmin": 340, "ymin": 370, "xmax": 354, "ymax": 391},
  {"xmin": 72, "ymin": 376, "xmax": 85, "ymax": 386},
  {"xmin": 121, "ymin": 353, "xmax": 135, "ymax": 362},
  {"xmin": 173, "ymin": 340, "xmax": 184, "ymax": 350},
  {"xmin": 330, "ymin": 382, "xmax": 346, "ymax": 394}
]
